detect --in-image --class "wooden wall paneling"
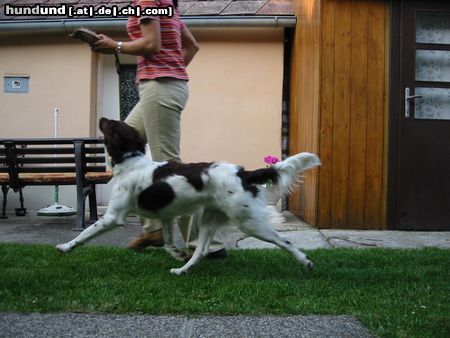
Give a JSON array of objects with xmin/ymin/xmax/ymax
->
[
  {"xmin": 347, "ymin": 0, "xmax": 369, "ymax": 228},
  {"xmin": 365, "ymin": 0, "xmax": 386, "ymax": 228},
  {"xmin": 291, "ymin": 0, "xmax": 387, "ymax": 229},
  {"xmin": 289, "ymin": 0, "xmax": 321, "ymax": 224},
  {"xmin": 301, "ymin": 0, "xmax": 321, "ymax": 224},
  {"xmin": 317, "ymin": 0, "xmax": 335, "ymax": 228},
  {"xmin": 296, "ymin": 14, "xmax": 309, "ymax": 220},
  {"xmin": 289, "ymin": 3, "xmax": 303, "ymax": 215},
  {"xmin": 330, "ymin": 0, "xmax": 352, "ymax": 227}
]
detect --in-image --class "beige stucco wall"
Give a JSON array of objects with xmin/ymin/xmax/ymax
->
[
  {"xmin": 182, "ymin": 28, "xmax": 284, "ymax": 169},
  {"xmin": 1, "ymin": 27, "xmax": 284, "ymax": 210},
  {"xmin": 0, "ymin": 37, "xmax": 97, "ymax": 138},
  {"xmin": 0, "ymin": 37, "xmax": 98, "ymax": 211},
  {"xmin": 97, "ymin": 27, "xmax": 284, "ymax": 169}
]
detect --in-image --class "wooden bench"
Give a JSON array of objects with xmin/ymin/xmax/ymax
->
[{"xmin": 0, "ymin": 138, "xmax": 113, "ymax": 230}]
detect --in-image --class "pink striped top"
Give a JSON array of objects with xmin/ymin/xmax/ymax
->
[{"xmin": 127, "ymin": 0, "xmax": 188, "ymax": 82}]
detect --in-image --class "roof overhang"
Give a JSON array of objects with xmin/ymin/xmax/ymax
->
[{"xmin": 0, "ymin": 16, "xmax": 296, "ymax": 37}]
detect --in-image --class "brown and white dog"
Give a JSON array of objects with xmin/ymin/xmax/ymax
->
[{"xmin": 56, "ymin": 118, "xmax": 321, "ymax": 275}]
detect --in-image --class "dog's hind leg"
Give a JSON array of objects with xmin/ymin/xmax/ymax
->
[{"xmin": 240, "ymin": 221, "xmax": 314, "ymax": 270}]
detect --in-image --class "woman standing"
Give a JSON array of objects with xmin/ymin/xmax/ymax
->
[{"xmin": 91, "ymin": 0, "xmax": 226, "ymax": 257}]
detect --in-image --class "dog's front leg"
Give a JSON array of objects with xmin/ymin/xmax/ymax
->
[
  {"xmin": 55, "ymin": 211, "xmax": 122, "ymax": 253},
  {"xmin": 170, "ymin": 225, "xmax": 213, "ymax": 275},
  {"xmin": 162, "ymin": 219, "xmax": 186, "ymax": 262},
  {"xmin": 162, "ymin": 218, "xmax": 178, "ymax": 259},
  {"xmin": 56, "ymin": 188, "xmax": 130, "ymax": 253}
]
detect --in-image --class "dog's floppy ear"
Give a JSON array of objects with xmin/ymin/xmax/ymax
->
[{"xmin": 99, "ymin": 118, "xmax": 110, "ymax": 133}]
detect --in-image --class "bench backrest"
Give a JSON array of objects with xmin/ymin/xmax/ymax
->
[{"xmin": 0, "ymin": 138, "xmax": 109, "ymax": 189}]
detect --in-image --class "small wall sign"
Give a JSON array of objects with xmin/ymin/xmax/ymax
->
[{"xmin": 4, "ymin": 75, "xmax": 30, "ymax": 93}]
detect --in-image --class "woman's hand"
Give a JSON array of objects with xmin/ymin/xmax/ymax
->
[
  {"xmin": 90, "ymin": 20, "xmax": 161, "ymax": 56},
  {"xmin": 91, "ymin": 34, "xmax": 118, "ymax": 54}
]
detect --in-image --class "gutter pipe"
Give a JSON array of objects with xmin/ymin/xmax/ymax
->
[{"xmin": 0, "ymin": 16, "xmax": 296, "ymax": 37}]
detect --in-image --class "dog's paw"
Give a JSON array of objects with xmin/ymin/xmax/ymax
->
[
  {"xmin": 171, "ymin": 251, "xmax": 189, "ymax": 262},
  {"xmin": 306, "ymin": 261, "xmax": 314, "ymax": 271},
  {"xmin": 170, "ymin": 268, "xmax": 187, "ymax": 276},
  {"xmin": 164, "ymin": 246, "xmax": 190, "ymax": 262},
  {"xmin": 182, "ymin": 251, "xmax": 193, "ymax": 263},
  {"xmin": 174, "ymin": 250, "xmax": 191, "ymax": 262},
  {"xmin": 55, "ymin": 243, "xmax": 73, "ymax": 253}
]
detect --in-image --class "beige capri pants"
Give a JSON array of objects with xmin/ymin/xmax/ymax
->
[{"xmin": 125, "ymin": 78, "xmax": 224, "ymax": 252}]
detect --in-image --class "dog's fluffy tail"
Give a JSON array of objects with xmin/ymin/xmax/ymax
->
[
  {"xmin": 238, "ymin": 152, "xmax": 320, "ymax": 197},
  {"xmin": 271, "ymin": 152, "xmax": 321, "ymax": 196}
]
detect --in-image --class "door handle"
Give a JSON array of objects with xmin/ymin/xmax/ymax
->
[{"xmin": 405, "ymin": 87, "xmax": 423, "ymax": 118}]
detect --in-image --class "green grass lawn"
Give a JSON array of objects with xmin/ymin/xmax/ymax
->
[{"xmin": 1, "ymin": 244, "xmax": 449, "ymax": 337}]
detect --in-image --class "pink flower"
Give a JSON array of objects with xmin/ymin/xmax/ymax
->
[{"xmin": 264, "ymin": 155, "xmax": 280, "ymax": 166}]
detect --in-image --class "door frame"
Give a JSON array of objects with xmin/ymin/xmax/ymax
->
[{"xmin": 387, "ymin": 0, "xmax": 402, "ymax": 230}]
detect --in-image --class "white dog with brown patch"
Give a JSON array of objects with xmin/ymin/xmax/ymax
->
[{"xmin": 56, "ymin": 118, "xmax": 321, "ymax": 275}]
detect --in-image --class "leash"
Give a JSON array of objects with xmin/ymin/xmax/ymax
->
[{"xmin": 114, "ymin": 53, "xmax": 121, "ymax": 75}]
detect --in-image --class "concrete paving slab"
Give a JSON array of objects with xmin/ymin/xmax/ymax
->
[
  {"xmin": 320, "ymin": 230, "xmax": 450, "ymax": 249},
  {"xmin": 2, "ymin": 211, "xmax": 450, "ymax": 251},
  {"xmin": 0, "ymin": 213, "xmax": 142, "ymax": 247},
  {"xmin": 0, "ymin": 313, "xmax": 373, "ymax": 338}
]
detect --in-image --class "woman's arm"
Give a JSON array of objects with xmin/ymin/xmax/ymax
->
[
  {"xmin": 91, "ymin": 19, "xmax": 161, "ymax": 57},
  {"xmin": 181, "ymin": 26, "xmax": 199, "ymax": 66}
]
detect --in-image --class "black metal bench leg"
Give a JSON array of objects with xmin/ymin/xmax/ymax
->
[
  {"xmin": 88, "ymin": 185, "xmax": 98, "ymax": 222},
  {"xmin": 74, "ymin": 184, "xmax": 86, "ymax": 231},
  {"xmin": 75, "ymin": 186, "xmax": 96, "ymax": 231},
  {"xmin": 1, "ymin": 185, "xmax": 9, "ymax": 219},
  {"xmin": 15, "ymin": 188, "xmax": 27, "ymax": 216}
]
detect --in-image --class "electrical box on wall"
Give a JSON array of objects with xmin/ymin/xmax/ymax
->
[{"xmin": 4, "ymin": 74, "xmax": 30, "ymax": 93}]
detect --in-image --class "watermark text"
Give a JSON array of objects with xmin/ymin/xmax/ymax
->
[{"xmin": 4, "ymin": 4, "xmax": 173, "ymax": 18}]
